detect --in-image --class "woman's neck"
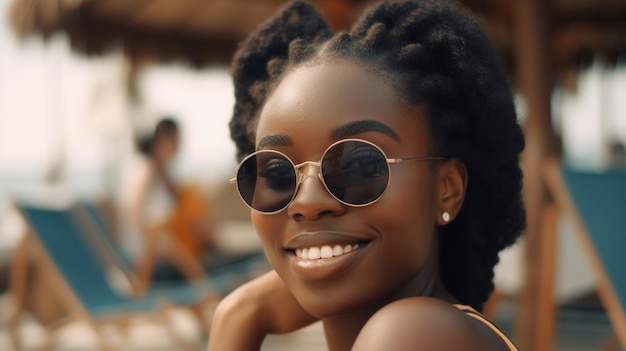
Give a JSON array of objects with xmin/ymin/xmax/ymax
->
[
  {"xmin": 321, "ymin": 259, "xmax": 452, "ymax": 351},
  {"xmin": 322, "ymin": 305, "xmax": 381, "ymax": 351}
]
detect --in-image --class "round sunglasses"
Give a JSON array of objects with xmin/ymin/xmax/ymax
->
[{"xmin": 230, "ymin": 138, "xmax": 444, "ymax": 214}]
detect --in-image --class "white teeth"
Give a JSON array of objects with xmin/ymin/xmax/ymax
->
[
  {"xmin": 321, "ymin": 245, "xmax": 333, "ymax": 258},
  {"xmin": 332, "ymin": 245, "xmax": 343, "ymax": 256},
  {"xmin": 308, "ymin": 247, "xmax": 321, "ymax": 259},
  {"xmin": 294, "ymin": 243, "xmax": 360, "ymax": 260}
]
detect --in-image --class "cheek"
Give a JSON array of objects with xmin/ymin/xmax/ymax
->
[
  {"xmin": 383, "ymin": 169, "xmax": 433, "ymax": 215},
  {"xmin": 372, "ymin": 170, "xmax": 437, "ymax": 263},
  {"xmin": 251, "ymin": 212, "xmax": 273, "ymax": 246},
  {"xmin": 376, "ymin": 204, "xmax": 433, "ymax": 261},
  {"xmin": 251, "ymin": 212, "xmax": 285, "ymax": 266}
]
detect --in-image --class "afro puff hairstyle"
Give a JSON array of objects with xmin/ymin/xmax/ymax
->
[{"xmin": 229, "ymin": 0, "xmax": 526, "ymax": 311}]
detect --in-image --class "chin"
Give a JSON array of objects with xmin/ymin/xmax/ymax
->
[{"xmin": 289, "ymin": 280, "xmax": 377, "ymax": 319}]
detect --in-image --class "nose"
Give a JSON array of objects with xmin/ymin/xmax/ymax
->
[{"xmin": 287, "ymin": 163, "xmax": 347, "ymax": 220}]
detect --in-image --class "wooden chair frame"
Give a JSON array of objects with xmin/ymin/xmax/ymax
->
[{"xmin": 542, "ymin": 158, "xmax": 626, "ymax": 350}]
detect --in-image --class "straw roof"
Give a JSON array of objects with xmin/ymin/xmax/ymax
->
[
  {"xmin": 8, "ymin": 0, "xmax": 626, "ymax": 76},
  {"xmin": 8, "ymin": 0, "xmax": 370, "ymax": 67}
]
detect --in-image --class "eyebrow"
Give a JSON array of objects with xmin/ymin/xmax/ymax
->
[
  {"xmin": 257, "ymin": 134, "xmax": 293, "ymax": 149},
  {"xmin": 256, "ymin": 120, "xmax": 400, "ymax": 149},
  {"xmin": 332, "ymin": 120, "xmax": 400, "ymax": 141}
]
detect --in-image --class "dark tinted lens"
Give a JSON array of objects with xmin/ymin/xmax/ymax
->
[
  {"xmin": 322, "ymin": 141, "xmax": 389, "ymax": 205},
  {"xmin": 236, "ymin": 151, "xmax": 297, "ymax": 213}
]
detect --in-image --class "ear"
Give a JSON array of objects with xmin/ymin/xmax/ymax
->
[{"xmin": 435, "ymin": 158, "xmax": 467, "ymax": 225}]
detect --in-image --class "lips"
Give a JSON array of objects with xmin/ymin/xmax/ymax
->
[{"xmin": 284, "ymin": 232, "xmax": 372, "ymax": 280}]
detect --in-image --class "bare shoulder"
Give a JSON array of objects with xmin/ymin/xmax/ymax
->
[{"xmin": 352, "ymin": 297, "xmax": 509, "ymax": 351}]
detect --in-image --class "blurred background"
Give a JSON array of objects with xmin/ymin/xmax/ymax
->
[{"xmin": 0, "ymin": 0, "xmax": 624, "ymax": 350}]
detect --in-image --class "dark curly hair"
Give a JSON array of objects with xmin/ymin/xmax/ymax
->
[
  {"xmin": 138, "ymin": 117, "xmax": 179, "ymax": 156},
  {"xmin": 229, "ymin": 0, "xmax": 526, "ymax": 311}
]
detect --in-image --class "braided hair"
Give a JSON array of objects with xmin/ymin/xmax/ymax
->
[{"xmin": 230, "ymin": 0, "xmax": 526, "ymax": 311}]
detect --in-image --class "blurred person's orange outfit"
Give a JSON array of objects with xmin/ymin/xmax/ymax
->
[{"xmin": 168, "ymin": 184, "xmax": 217, "ymax": 263}]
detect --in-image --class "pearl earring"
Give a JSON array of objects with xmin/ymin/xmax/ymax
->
[{"xmin": 442, "ymin": 211, "xmax": 451, "ymax": 223}]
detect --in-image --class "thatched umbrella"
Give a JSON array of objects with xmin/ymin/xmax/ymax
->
[
  {"xmin": 8, "ymin": 0, "xmax": 626, "ymax": 80},
  {"xmin": 8, "ymin": 0, "xmax": 373, "ymax": 67},
  {"xmin": 7, "ymin": 0, "xmax": 378, "ymax": 105}
]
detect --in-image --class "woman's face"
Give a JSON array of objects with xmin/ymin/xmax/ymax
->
[
  {"xmin": 154, "ymin": 132, "xmax": 179, "ymax": 163},
  {"xmin": 252, "ymin": 59, "xmax": 441, "ymax": 318}
]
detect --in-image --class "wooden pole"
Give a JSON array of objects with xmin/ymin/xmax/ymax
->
[
  {"xmin": 513, "ymin": 0, "xmax": 556, "ymax": 349},
  {"xmin": 535, "ymin": 204, "xmax": 559, "ymax": 351}
]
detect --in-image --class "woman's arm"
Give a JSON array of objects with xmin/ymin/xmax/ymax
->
[
  {"xmin": 206, "ymin": 270, "xmax": 318, "ymax": 351},
  {"xmin": 123, "ymin": 159, "xmax": 158, "ymax": 294}
]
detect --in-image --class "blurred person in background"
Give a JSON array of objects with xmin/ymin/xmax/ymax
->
[{"xmin": 118, "ymin": 117, "xmax": 217, "ymax": 291}]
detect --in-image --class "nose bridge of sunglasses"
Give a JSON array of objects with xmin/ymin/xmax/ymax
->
[{"xmin": 294, "ymin": 161, "xmax": 322, "ymax": 183}]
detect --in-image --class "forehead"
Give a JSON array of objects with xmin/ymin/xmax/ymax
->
[
  {"xmin": 255, "ymin": 59, "xmax": 429, "ymax": 149},
  {"xmin": 274, "ymin": 60, "xmax": 395, "ymax": 109}
]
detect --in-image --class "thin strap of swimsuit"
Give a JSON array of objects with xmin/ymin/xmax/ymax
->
[{"xmin": 453, "ymin": 304, "xmax": 519, "ymax": 351}]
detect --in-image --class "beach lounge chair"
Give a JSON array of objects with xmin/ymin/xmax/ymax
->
[
  {"xmin": 8, "ymin": 201, "xmax": 214, "ymax": 351},
  {"xmin": 76, "ymin": 201, "xmax": 268, "ymax": 297},
  {"xmin": 543, "ymin": 159, "xmax": 626, "ymax": 350}
]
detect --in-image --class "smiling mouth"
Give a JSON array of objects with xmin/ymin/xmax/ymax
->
[{"xmin": 287, "ymin": 241, "xmax": 370, "ymax": 260}]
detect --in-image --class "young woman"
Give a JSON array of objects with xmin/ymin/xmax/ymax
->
[
  {"xmin": 208, "ymin": 0, "xmax": 525, "ymax": 349},
  {"xmin": 120, "ymin": 118, "xmax": 214, "ymax": 288}
]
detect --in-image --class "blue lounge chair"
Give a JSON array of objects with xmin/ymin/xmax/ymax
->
[
  {"xmin": 543, "ymin": 159, "xmax": 626, "ymax": 350},
  {"xmin": 14, "ymin": 202, "xmax": 211, "ymax": 351},
  {"xmin": 76, "ymin": 201, "xmax": 269, "ymax": 296}
]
